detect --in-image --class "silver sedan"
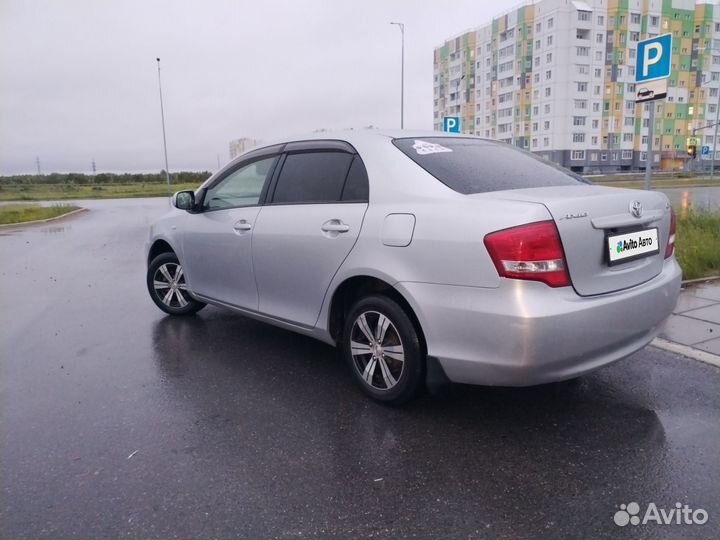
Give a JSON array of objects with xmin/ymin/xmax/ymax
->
[{"xmin": 145, "ymin": 131, "xmax": 681, "ymax": 403}]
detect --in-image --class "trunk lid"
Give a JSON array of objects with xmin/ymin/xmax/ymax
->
[{"xmin": 485, "ymin": 185, "xmax": 672, "ymax": 296}]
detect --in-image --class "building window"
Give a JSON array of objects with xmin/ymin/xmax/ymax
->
[
  {"xmin": 597, "ymin": 15, "xmax": 604, "ymax": 25},
  {"xmin": 578, "ymin": 11, "xmax": 590, "ymax": 22},
  {"xmin": 592, "ymin": 119, "xmax": 599, "ymax": 128},
  {"xmin": 573, "ymin": 116, "xmax": 586, "ymax": 126},
  {"xmin": 623, "ymin": 133, "xmax": 633, "ymax": 142},
  {"xmin": 545, "ymin": 87, "xmax": 551, "ymax": 97},
  {"xmin": 601, "ymin": 153, "xmax": 608, "ymax": 161},
  {"xmin": 547, "ymin": 35, "xmax": 553, "ymax": 46},
  {"xmin": 577, "ymin": 46, "xmax": 590, "ymax": 56},
  {"xmin": 575, "ymin": 100, "xmax": 587, "ymax": 109},
  {"xmin": 591, "ymin": 136, "xmax": 598, "ymax": 145},
  {"xmin": 593, "ymin": 102, "xmax": 600, "ymax": 112},
  {"xmin": 650, "ymin": 16, "xmax": 659, "ymax": 26},
  {"xmin": 630, "ymin": 31, "xmax": 639, "ymax": 41},
  {"xmin": 578, "ymin": 64, "xmax": 589, "ymax": 74},
  {"xmin": 544, "ymin": 121, "xmax": 550, "ymax": 130},
  {"xmin": 622, "ymin": 150, "xmax": 633, "ymax": 159},
  {"xmin": 543, "ymin": 137, "xmax": 550, "ymax": 147},
  {"xmin": 631, "ymin": 13, "xmax": 641, "ymax": 24},
  {"xmin": 546, "ymin": 53, "xmax": 552, "ymax": 63},
  {"xmin": 548, "ymin": 17, "xmax": 554, "ymax": 29},
  {"xmin": 573, "ymin": 133, "xmax": 586, "ymax": 143},
  {"xmin": 595, "ymin": 50, "xmax": 603, "ymax": 61},
  {"xmin": 546, "ymin": 70, "xmax": 552, "ymax": 80},
  {"xmin": 577, "ymin": 82, "xmax": 588, "ymax": 92},
  {"xmin": 536, "ymin": 22, "xmax": 541, "ymax": 32},
  {"xmin": 544, "ymin": 104, "xmax": 551, "ymax": 113}
]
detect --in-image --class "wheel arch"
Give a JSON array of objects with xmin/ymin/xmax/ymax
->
[
  {"xmin": 147, "ymin": 238, "xmax": 176, "ymax": 266},
  {"xmin": 327, "ymin": 275, "xmax": 426, "ymax": 351}
]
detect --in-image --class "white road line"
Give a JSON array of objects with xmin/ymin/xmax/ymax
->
[{"xmin": 651, "ymin": 338, "xmax": 720, "ymax": 369}]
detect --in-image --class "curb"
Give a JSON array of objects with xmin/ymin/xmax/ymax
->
[
  {"xmin": 0, "ymin": 207, "xmax": 88, "ymax": 228},
  {"xmin": 651, "ymin": 338, "xmax": 720, "ymax": 369},
  {"xmin": 681, "ymin": 276, "xmax": 720, "ymax": 285}
]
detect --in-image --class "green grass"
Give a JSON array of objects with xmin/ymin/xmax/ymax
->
[
  {"xmin": 0, "ymin": 204, "xmax": 81, "ymax": 225},
  {"xmin": 0, "ymin": 182, "xmax": 199, "ymax": 201},
  {"xmin": 675, "ymin": 209, "xmax": 720, "ymax": 280}
]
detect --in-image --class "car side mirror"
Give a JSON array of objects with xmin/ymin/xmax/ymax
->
[{"xmin": 173, "ymin": 190, "xmax": 195, "ymax": 211}]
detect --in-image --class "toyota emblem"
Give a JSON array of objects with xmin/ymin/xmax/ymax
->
[{"xmin": 630, "ymin": 200, "xmax": 643, "ymax": 218}]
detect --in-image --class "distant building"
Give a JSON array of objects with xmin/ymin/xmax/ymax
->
[
  {"xmin": 434, "ymin": 0, "xmax": 720, "ymax": 173},
  {"xmin": 229, "ymin": 138, "xmax": 260, "ymax": 159}
]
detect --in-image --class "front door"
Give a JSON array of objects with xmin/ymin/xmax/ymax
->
[{"xmin": 181, "ymin": 155, "xmax": 279, "ymax": 310}]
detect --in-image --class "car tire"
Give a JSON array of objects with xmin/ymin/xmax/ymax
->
[
  {"xmin": 342, "ymin": 295, "xmax": 424, "ymax": 404},
  {"xmin": 146, "ymin": 252, "xmax": 206, "ymax": 316}
]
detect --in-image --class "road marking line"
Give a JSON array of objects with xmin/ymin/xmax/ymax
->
[{"xmin": 651, "ymin": 338, "xmax": 720, "ymax": 368}]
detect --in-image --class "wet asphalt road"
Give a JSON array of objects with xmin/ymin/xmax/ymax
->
[{"xmin": 1, "ymin": 198, "xmax": 720, "ymax": 540}]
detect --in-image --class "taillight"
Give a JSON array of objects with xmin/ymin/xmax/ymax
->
[
  {"xmin": 665, "ymin": 207, "xmax": 676, "ymax": 258},
  {"xmin": 484, "ymin": 220, "xmax": 571, "ymax": 287}
]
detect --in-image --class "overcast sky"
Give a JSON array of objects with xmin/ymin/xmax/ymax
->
[{"xmin": 0, "ymin": 0, "xmax": 495, "ymax": 174}]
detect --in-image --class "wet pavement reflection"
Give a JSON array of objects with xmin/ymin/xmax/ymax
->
[
  {"xmin": 660, "ymin": 186, "xmax": 720, "ymax": 214},
  {"xmin": 1, "ymin": 197, "xmax": 719, "ymax": 539}
]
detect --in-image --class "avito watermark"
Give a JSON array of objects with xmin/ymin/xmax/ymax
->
[{"xmin": 614, "ymin": 502, "xmax": 709, "ymax": 527}]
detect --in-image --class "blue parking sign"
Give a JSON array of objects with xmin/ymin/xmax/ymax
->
[
  {"xmin": 443, "ymin": 117, "xmax": 460, "ymax": 133},
  {"xmin": 636, "ymin": 34, "xmax": 672, "ymax": 83},
  {"xmin": 702, "ymin": 145, "xmax": 710, "ymax": 155}
]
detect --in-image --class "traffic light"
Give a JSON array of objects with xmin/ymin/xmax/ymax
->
[{"xmin": 687, "ymin": 144, "xmax": 697, "ymax": 158}]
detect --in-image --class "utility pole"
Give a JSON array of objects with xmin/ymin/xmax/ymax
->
[
  {"xmin": 35, "ymin": 156, "xmax": 41, "ymax": 175},
  {"xmin": 711, "ymin": 86, "xmax": 720, "ymax": 181},
  {"xmin": 390, "ymin": 22, "xmax": 405, "ymax": 129},
  {"xmin": 92, "ymin": 159, "xmax": 97, "ymax": 174},
  {"xmin": 156, "ymin": 58, "xmax": 171, "ymax": 195}
]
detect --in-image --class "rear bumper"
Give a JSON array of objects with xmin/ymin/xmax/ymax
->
[{"xmin": 396, "ymin": 258, "xmax": 682, "ymax": 386}]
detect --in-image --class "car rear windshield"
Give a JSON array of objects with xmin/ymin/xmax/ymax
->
[{"xmin": 392, "ymin": 137, "xmax": 587, "ymax": 194}]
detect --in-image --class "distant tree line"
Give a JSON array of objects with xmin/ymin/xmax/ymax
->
[{"xmin": 0, "ymin": 171, "xmax": 212, "ymax": 185}]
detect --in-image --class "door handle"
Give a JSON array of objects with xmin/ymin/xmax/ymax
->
[
  {"xmin": 233, "ymin": 220, "xmax": 252, "ymax": 232},
  {"xmin": 321, "ymin": 220, "xmax": 350, "ymax": 233}
]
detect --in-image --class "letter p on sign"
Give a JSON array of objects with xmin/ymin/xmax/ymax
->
[
  {"xmin": 636, "ymin": 34, "xmax": 672, "ymax": 83},
  {"xmin": 643, "ymin": 43, "xmax": 662, "ymax": 77}
]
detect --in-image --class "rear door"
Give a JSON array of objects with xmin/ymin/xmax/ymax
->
[{"xmin": 252, "ymin": 143, "xmax": 369, "ymax": 327}]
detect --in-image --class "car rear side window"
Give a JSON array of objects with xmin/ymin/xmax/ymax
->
[
  {"xmin": 392, "ymin": 137, "xmax": 587, "ymax": 194},
  {"xmin": 272, "ymin": 151, "xmax": 353, "ymax": 204},
  {"xmin": 340, "ymin": 156, "xmax": 369, "ymax": 202}
]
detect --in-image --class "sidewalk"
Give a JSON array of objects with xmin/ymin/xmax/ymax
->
[{"xmin": 657, "ymin": 279, "xmax": 720, "ymax": 358}]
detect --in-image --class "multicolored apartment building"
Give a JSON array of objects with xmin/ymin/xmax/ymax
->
[{"xmin": 433, "ymin": 0, "xmax": 720, "ymax": 172}]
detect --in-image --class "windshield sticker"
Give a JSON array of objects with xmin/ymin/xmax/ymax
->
[{"xmin": 412, "ymin": 140, "xmax": 453, "ymax": 155}]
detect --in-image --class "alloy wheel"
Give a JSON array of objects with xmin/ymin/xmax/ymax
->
[
  {"xmin": 153, "ymin": 262, "xmax": 189, "ymax": 308},
  {"xmin": 350, "ymin": 311, "xmax": 405, "ymax": 390}
]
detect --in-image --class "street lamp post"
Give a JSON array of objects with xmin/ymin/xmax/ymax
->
[
  {"xmin": 712, "ymin": 87, "xmax": 720, "ymax": 181},
  {"xmin": 156, "ymin": 58, "xmax": 171, "ymax": 195},
  {"xmin": 390, "ymin": 22, "xmax": 405, "ymax": 129}
]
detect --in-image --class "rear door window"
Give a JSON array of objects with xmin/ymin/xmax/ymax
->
[
  {"xmin": 392, "ymin": 137, "xmax": 587, "ymax": 194},
  {"xmin": 340, "ymin": 156, "xmax": 369, "ymax": 202},
  {"xmin": 272, "ymin": 151, "xmax": 353, "ymax": 204}
]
